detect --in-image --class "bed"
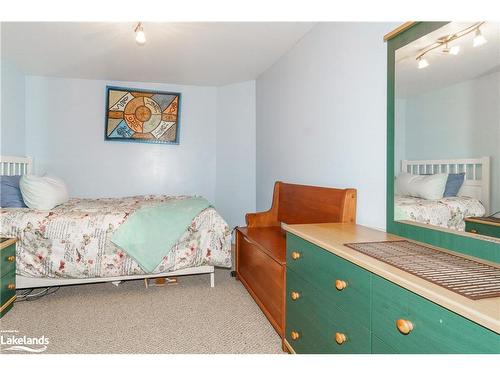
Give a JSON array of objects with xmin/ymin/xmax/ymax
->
[
  {"xmin": 395, "ymin": 157, "xmax": 490, "ymax": 231},
  {"xmin": 0, "ymin": 156, "xmax": 232, "ymax": 289}
]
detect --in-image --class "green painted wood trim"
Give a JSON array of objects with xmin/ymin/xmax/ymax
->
[{"xmin": 386, "ymin": 22, "xmax": 500, "ymax": 263}]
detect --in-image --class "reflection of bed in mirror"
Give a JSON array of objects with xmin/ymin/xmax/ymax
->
[{"xmin": 394, "ymin": 157, "xmax": 490, "ymax": 231}]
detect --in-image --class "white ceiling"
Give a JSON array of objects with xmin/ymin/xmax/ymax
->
[
  {"xmin": 396, "ymin": 22, "xmax": 500, "ymax": 98},
  {"xmin": 1, "ymin": 22, "xmax": 316, "ymax": 86}
]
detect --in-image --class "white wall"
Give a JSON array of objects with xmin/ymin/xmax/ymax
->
[
  {"xmin": 256, "ymin": 22, "xmax": 398, "ymax": 230},
  {"xmin": 0, "ymin": 60, "xmax": 26, "ymax": 155},
  {"xmin": 23, "ymin": 75, "xmax": 258, "ymax": 226},
  {"xmin": 402, "ymin": 71, "xmax": 500, "ymax": 213},
  {"xmin": 216, "ymin": 81, "xmax": 256, "ymax": 228},
  {"xmin": 25, "ymin": 76, "xmax": 218, "ymax": 202}
]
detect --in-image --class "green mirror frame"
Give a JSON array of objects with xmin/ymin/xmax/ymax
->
[{"xmin": 386, "ymin": 21, "xmax": 499, "ymax": 263}]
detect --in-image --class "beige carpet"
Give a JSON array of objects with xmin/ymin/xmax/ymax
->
[{"xmin": 0, "ymin": 268, "xmax": 283, "ymax": 354}]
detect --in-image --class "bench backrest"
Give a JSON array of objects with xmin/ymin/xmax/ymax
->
[{"xmin": 276, "ymin": 181, "xmax": 356, "ymax": 224}]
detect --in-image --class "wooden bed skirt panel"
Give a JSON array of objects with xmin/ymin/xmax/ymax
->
[{"xmin": 236, "ymin": 230, "xmax": 285, "ymax": 335}]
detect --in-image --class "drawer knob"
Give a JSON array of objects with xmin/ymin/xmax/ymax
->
[
  {"xmin": 470, "ymin": 229, "xmax": 478, "ymax": 234},
  {"xmin": 290, "ymin": 291, "xmax": 301, "ymax": 301},
  {"xmin": 335, "ymin": 332, "xmax": 347, "ymax": 345},
  {"xmin": 291, "ymin": 251, "xmax": 301, "ymax": 260},
  {"xmin": 7, "ymin": 283, "xmax": 15, "ymax": 290},
  {"xmin": 396, "ymin": 319, "xmax": 414, "ymax": 335},
  {"xmin": 7, "ymin": 255, "xmax": 15, "ymax": 262},
  {"xmin": 290, "ymin": 331, "xmax": 300, "ymax": 340},
  {"xmin": 335, "ymin": 279, "xmax": 348, "ymax": 291}
]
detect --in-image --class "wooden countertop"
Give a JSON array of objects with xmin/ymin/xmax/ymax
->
[{"xmin": 282, "ymin": 223, "xmax": 500, "ymax": 334}]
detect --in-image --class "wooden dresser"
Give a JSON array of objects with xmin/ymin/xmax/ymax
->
[
  {"xmin": 0, "ymin": 238, "xmax": 16, "ymax": 318},
  {"xmin": 283, "ymin": 223, "xmax": 500, "ymax": 354}
]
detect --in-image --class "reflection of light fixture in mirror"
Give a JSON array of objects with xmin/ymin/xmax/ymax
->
[
  {"xmin": 443, "ymin": 43, "xmax": 460, "ymax": 55},
  {"xmin": 415, "ymin": 22, "xmax": 486, "ymax": 69},
  {"xmin": 417, "ymin": 57, "xmax": 429, "ymax": 69},
  {"xmin": 473, "ymin": 28, "xmax": 487, "ymax": 47},
  {"xmin": 449, "ymin": 45, "xmax": 460, "ymax": 55},
  {"xmin": 135, "ymin": 22, "xmax": 146, "ymax": 45}
]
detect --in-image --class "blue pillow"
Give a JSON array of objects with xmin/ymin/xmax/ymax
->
[
  {"xmin": 1, "ymin": 175, "xmax": 27, "ymax": 208},
  {"xmin": 443, "ymin": 173, "xmax": 465, "ymax": 197}
]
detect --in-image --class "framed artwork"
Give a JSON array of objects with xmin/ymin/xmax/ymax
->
[{"xmin": 104, "ymin": 86, "xmax": 181, "ymax": 144}]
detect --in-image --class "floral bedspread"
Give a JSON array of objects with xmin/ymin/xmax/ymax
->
[
  {"xmin": 0, "ymin": 196, "xmax": 232, "ymax": 279},
  {"xmin": 394, "ymin": 195, "xmax": 486, "ymax": 231}
]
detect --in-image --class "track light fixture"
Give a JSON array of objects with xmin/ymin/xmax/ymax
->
[
  {"xmin": 415, "ymin": 22, "xmax": 487, "ymax": 69},
  {"xmin": 417, "ymin": 57, "xmax": 429, "ymax": 69},
  {"xmin": 473, "ymin": 27, "xmax": 487, "ymax": 47},
  {"xmin": 443, "ymin": 43, "xmax": 460, "ymax": 55},
  {"xmin": 135, "ymin": 22, "xmax": 146, "ymax": 45}
]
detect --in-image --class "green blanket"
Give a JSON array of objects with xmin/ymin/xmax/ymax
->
[{"xmin": 111, "ymin": 197, "xmax": 211, "ymax": 273}]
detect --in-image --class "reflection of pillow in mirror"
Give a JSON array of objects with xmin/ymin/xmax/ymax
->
[
  {"xmin": 443, "ymin": 173, "xmax": 465, "ymax": 197},
  {"xmin": 396, "ymin": 173, "xmax": 448, "ymax": 200}
]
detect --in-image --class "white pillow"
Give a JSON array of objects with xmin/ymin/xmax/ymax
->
[
  {"xmin": 395, "ymin": 173, "xmax": 448, "ymax": 200},
  {"xmin": 20, "ymin": 175, "xmax": 69, "ymax": 210}
]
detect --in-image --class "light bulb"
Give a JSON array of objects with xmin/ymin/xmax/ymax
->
[
  {"xmin": 443, "ymin": 43, "xmax": 460, "ymax": 55},
  {"xmin": 417, "ymin": 57, "xmax": 429, "ymax": 69},
  {"xmin": 136, "ymin": 30, "xmax": 146, "ymax": 45},
  {"xmin": 473, "ymin": 28, "xmax": 487, "ymax": 47},
  {"xmin": 135, "ymin": 23, "xmax": 146, "ymax": 45},
  {"xmin": 449, "ymin": 45, "xmax": 460, "ymax": 55}
]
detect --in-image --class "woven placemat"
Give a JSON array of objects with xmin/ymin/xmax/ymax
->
[{"xmin": 344, "ymin": 240, "xmax": 500, "ymax": 300}]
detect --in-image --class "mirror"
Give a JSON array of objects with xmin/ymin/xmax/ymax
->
[{"xmin": 393, "ymin": 22, "xmax": 500, "ymax": 240}]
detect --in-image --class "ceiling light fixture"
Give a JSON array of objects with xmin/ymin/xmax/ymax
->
[
  {"xmin": 135, "ymin": 22, "xmax": 146, "ymax": 45},
  {"xmin": 415, "ymin": 22, "xmax": 486, "ymax": 69},
  {"xmin": 473, "ymin": 27, "xmax": 487, "ymax": 47}
]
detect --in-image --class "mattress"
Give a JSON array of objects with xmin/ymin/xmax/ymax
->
[
  {"xmin": 394, "ymin": 195, "xmax": 486, "ymax": 231},
  {"xmin": 0, "ymin": 195, "xmax": 232, "ymax": 279}
]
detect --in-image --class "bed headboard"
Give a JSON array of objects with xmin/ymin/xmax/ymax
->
[
  {"xmin": 0, "ymin": 156, "xmax": 32, "ymax": 176},
  {"xmin": 401, "ymin": 157, "xmax": 490, "ymax": 214}
]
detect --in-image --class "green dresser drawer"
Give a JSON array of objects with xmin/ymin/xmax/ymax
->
[
  {"xmin": 286, "ymin": 268, "xmax": 371, "ymax": 353},
  {"xmin": 371, "ymin": 334, "xmax": 398, "ymax": 354},
  {"xmin": 0, "ymin": 242, "xmax": 16, "ymax": 278},
  {"xmin": 287, "ymin": 233, "xmax": 371, "ymax": 327},
  {"xmin": 372, "ymin": 275, "xmax": 500, "ymax": 353},
  {"xmin": 1, "ymin": 270, "xmax": 16, "ymax": 307},
  {"xmin": 465, "ymin": 220, "xmax": 500, "ymax": 239},
  {"xmin": 286, "ymin": 301, "xmax": 332, "ymax": 354}
]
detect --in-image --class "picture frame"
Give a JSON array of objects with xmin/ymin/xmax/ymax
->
[{"xmin": 104, "ymin": 86, "xmax": 181, "ymax": 145}]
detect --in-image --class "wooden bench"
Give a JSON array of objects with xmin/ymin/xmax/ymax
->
[{"xmin": 235, "ymin": 181, "xmax": 357, "ymax": 338}]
